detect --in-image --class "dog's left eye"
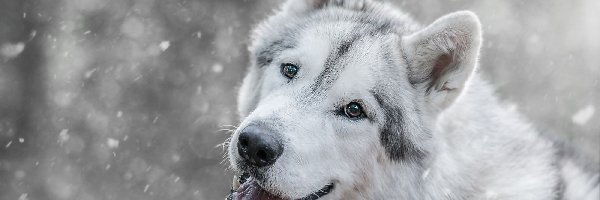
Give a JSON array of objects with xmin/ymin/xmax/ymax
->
[
  {"xmin": 281, "ymin": 63, "xmax": 299, "ymax": 79},
  {"xmin": 344, "ymin": 102, "xmax": 364, "ymax": 118}
]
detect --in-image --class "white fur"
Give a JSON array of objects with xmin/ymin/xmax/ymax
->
[{"xmin": 228, "ymin": 0, "xmax": 600, "ymax": 199}]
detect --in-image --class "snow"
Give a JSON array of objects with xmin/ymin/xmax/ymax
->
[
  {"xmin": 1, "ymin": 42, "xmax": 25, "ymax": 59},
  {"xmin": 28, "ymin": 30, "xmax": 37, "ymax": 41},
  {"xmin": 84, "ymin": 68, "xmax": 97, "ymax": 78},
  {"xmin": 572, "ymin": 105, "xmax": 595, "ymax": 125},
  {"xmin": 59, "ymin": 129, "xmax": 70, "ymax": 142},
  {"xmin": 18, "ymin": 193, "xmax": 28, "ymax": 200},
  {"xmin": 212, "ymin": 63, "xmax": 223, "ymax": 74},
  {"xmin": 159, "ymin": 41, "xmax": 170, "ymax": 52},
  {"xmin": 107, "ymin": 138, "xmax": 119, "ymax": 148}
]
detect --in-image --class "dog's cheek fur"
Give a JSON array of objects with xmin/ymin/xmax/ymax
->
[
  {"xmin": 272, "ymin": 119, "xmax": 340, "ymax": 198},
  {"xmin": 375, "ymin": 91, "xmax": 430, "ymax": 163},
  {"xmin": 237, "ymin": 68, "xmax": 262, "ymax": 118}
]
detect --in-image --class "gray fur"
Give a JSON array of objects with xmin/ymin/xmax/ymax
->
[
  {"xmin": 256, "ymin": 39, "xmax": 298, "ymax": 68},
  {"xmin": 228, "ymin": 0, "xmax": 600, "ymax": 199},
  {"xmin": 307, "ymin": 35, "xmax": 357, "ymax": 96},
  {"xmin": 373, "ymin": 91, "xmax": 429, "ymax": 162}
]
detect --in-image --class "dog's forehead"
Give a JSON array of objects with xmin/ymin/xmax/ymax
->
[
  {"xmin": 292, "ymin": 22, "xmax": 399, "ymax": 97},
  {"xmin": 246, "ymin": 10, "xmax": 412, "ymax": 111}
]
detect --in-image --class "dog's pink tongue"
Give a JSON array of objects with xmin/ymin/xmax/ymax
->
[{"xmin": 234, "ymin": 179, "xmax": 283, "ymax": 200}]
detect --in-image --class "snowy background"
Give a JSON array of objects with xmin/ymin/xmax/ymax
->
[{"xmin": 0, "ymin": 0, "xmax": 598, "ymax": 199}]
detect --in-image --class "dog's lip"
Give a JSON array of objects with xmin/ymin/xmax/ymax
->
[
  {"xmin": 297, "ymin": 183, "xmax": 334, "ymax": 200},
  {"xmin": 230, "ymin": 173, "xmax": 335, "ymax": 200}
]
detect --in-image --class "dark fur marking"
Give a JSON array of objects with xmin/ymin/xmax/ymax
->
[
  {"xmin": 368, "ymin": 21, "xmax": 393, "ymax": 36},
  {"xmin": 553, "ymin": 174, "xmax": 565, "ymax": 200},
  {"xmin": 551, "ymin": 144, "xmax": 566, "ymax": 200},
  {"xmin": 373, "ymin": 91, "xmax": 427, "ymax": 162},
  {"xmin": 256, "ymin": 39, "xmax": 296, "ymax": 68},
  {"xmin": 307, "ymin": 36, "xmax": 359, "ymax": 96}
]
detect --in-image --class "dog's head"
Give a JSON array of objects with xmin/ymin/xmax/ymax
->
[{"xmin": 227, "ymin": 0, "xmax": 481, "ymax": 199}]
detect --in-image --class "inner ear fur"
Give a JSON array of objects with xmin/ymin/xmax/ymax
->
[{"xmin": 402, "ymin": 11, "xmax": 482, "ymax": 109}]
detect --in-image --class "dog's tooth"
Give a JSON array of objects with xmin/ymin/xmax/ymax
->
[{"xmin": 232, "ymin": 175, "xmax": 241, "ymax": 190}]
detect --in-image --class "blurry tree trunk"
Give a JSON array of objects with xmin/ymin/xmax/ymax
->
[{"xmin": 0, "ymin": 0, "xmax": 54, "ymax": 198}]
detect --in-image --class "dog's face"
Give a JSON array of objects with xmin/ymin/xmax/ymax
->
[{"xmin": 227, "ymin": 0, "xmax": 481, "ymax": 199}]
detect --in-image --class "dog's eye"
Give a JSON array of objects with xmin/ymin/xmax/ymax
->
[
  {"xmin": 344, "ymin": 102, "xmax": 364, "ymax": 118},
  {"xmin": 281, "ymin": 63, "xmax": 298, "ymax": 79}
]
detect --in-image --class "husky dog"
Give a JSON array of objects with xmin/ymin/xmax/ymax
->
[{"xmin": 225, "ymin": 0, "xmax": 600, "ymax": 199}]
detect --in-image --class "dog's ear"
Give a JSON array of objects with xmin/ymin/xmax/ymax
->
[
  {"xmin": 402, "ymin": 11, "xmax": 482, "ymax": 111},
  {"xmin": 282, "ymin": 0, "xmax": 368, "ymax": 13}
]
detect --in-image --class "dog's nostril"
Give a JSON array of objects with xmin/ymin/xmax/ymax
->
[
  {"xmin": 256, "ymin": 149, "xmax": 269, "ymax": 162},
  {"xmin": 240, "ymin": 137, "xmax": 249, "ymax": 148}
]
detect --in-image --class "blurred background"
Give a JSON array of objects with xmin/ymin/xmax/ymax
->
[{"xmin": 0, "ymin": 0, "xmax": 598, "ymax": 199}]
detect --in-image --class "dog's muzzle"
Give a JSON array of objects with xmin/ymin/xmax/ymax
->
[{"xmin": 227, "ymin": 124, "xmax": 335, "ymax": 200}]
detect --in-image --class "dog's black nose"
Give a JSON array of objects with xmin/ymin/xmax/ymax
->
[{"xmin": 237, "ymin": 125, "xmax": 283, "ymax": 167}]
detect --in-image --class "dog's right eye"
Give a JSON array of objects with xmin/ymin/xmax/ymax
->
[
  {"xmin": 344, "ymin": 102, "xmax": 364, "ymax": 118},
  {"xmin": 281, "ymin": 63, "xmax": 299, "ymax": 79}
]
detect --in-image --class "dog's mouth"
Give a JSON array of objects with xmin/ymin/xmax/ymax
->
[{"xmin": 226, "ymin": 173, "xmax": 334, "ymax": 200}]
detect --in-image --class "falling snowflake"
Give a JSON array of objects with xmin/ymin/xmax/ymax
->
[
  {"xmin": 143, "ymin": 184, "xmax": 150, "ymax": 193},
  {"xmin": 159, "ymin": 41, "xmax": 170, "ymax": 51},
  {"xmin": 107, "ymin": 138, "xmax": 119, "ymax": 149},
  {"xmin": 212, "ymin": 63, "xmax": 223, "ymax": 74},
  {"xmin": 18, "ymin": 193, "xmax": 29, "ymax": 200},
  {"xmin": 59, "ymin": 129, "xmax": 70, "ymax": 143},
  {"xmin": 572, "ymin": 105, "xmax": 595, "ymax": 126},
  {"xmin": 1, "ymin": 42, "xmax": 25, "ymax": 59}
]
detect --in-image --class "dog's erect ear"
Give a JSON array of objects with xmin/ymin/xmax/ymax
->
[
  {"xmin": 282, "ymin": 0, "xmax": 368, "ymax": 13},
  {"xmin": 402, "ymin": 11, "xmax": 482, "ymax": 111}
]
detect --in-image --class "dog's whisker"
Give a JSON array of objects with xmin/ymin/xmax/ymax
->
[{"xmin": 220, "ymin": 124, "xmax": 239, "ymax": 129}]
